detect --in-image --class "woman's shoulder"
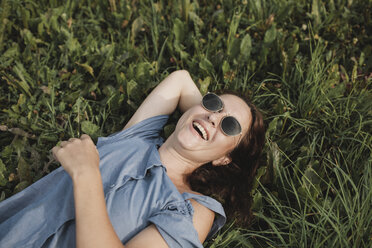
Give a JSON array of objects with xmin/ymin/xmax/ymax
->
[
  {"xmin": 188, "ymin": 197, "xmax": 215, "ymax": 243},
  {"xmin": 183, "ymin": 191, "xmax": 225, "ymax": 214},
  {"xmin": 97, "ymin": 115, "xmax": 169, "ymax": 148},
  {"xmin": 182, "ymin": 191, "xmax": 226, "ymax": 241}
]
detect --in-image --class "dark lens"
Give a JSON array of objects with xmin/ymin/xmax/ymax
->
[
  {"xmin": 202, "ymin": 93, "xmax": 223, "ymax": 112},
  {"xmin": 221, "ymin": 116, "xmax": 242, "ymax": 136}
]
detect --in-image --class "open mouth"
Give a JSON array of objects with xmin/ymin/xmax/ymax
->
[{"xmin": 192, "ymin": 121, "xmax": 208, "ymax": 141}]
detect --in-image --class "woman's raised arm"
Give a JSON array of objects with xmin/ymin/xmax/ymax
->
[{"xmin": 123, "ymin": 70, "xmax": 201, "ymax": 130}]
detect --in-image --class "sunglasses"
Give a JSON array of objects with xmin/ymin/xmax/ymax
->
[{"xmin": 201, "ymin": 93, "xmax": 242, "ymax": 137}]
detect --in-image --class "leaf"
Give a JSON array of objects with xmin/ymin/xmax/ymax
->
[
  {"xmin": 173, "ymin": 18, "xmax": 185, "ymax": 45},
  {"xmin": 12, "ymin": 138, "xmax": 25, "ymax": 157},
  {"xmin": 189, "ymin": 11, "xmax": 204, "ymax": 27},
  {"xmin": 299, "ymin": 166, "xmax": 322, "ymax": 199},
  {"xmin": 13, "ymin": 62, "xmax": 33, "ymax": 96},
  {"xmin": 0, "ymin": 54, "xmax": 16, "ymax": 68},
  {"xmin": 1, "ymin": 146, "xmax": 12, "ymax": 160},
  {"xmin": 222, "ymin": 60, "xmax": 230, "ymax": 76},
  {"xmin": 288, "ymin": 41, "xmax": 299, "ymax": 60},
  {"xmin": 302, "ymin": 166, "xmax": 321, "ymax": 186},
  {"xmin": 228, "ymin": 38, "xmax": 240, "ymax": 58},
  {"xmin": 181, "ymin": 0, "xmax": 191, "ymax": 22},
  {"xmin": 251, "ymin": 166, "xmax": 267, "ymax": 194},
  {"xmin": 39, "ymin": 133, "xmax": 58, "ymax": 142},
  {"xmin": 311, "ymin": 0, "xmax": 321, "ymax": 26},
  {"xmin": 81, "ymin": 121, "xmax": 100, "ymax": 136},
  {"xmin": 179, "ymin": 50, "xmax": 189, "ymax": 60},
  {"xmin": 72, "ymin": 97, "xmax": 83, "ymax": 114},
  {"xmin": 269, "ymin": 141, "xmax": 280, "ymax": 183},
  {"xmin": 17, "ymin": 93, "xmax": 27, "ymax": 105},
  {"xmin": 14, "ymin": 181, "xmax": 30, "ymax": 194},
  {"xmin": 127, "ymin": 79, "xmax": 137, "ymax": 98},
  {"xmin": 267, "ymin": 117, "xmax": 279, "ymax": 135},
  {"xmin": 17, "ymin": 157, "xmax": 30, "ymax": 182},
  {"xmin": 2, "ymin": 45, "xmax": 19, "ymax": 59},
  {"xmin": 50, "ymin": 15, "xmax": 60, "ymax": 32},
  {"xmin": 199, "ymin": 57, "xmax": 214, "ymax": 73},
  {"xmin": 253, "ymin": 0, "xmax": 263, "ymax": 19},
  {"xmin": 131, "ymin": 17, "xmax": 144, "ymax": 43},
  {"xmin": 75, "ymin": 62, "xmax": 94, "ymax": 77},
  {"xmin": 240, "ymin": 34, "xmax": 252, "ymax": 61},
  {"xmin": 21, "ymin": 8, "xmax": 30, "ymax": 29},
  {"xmin": 103, "ymin": 85, "xmax": 116, "ymax": 97},
  {"xmin": 358, "ymin": 51, "xmax": 365, "ymax": 66},
  {"xmin": 21, "ymin": 29, "xmax": 36, "ymax": 49},
  {"xmin": 251, "ymin": 191, "xmax": 263, "ymax": 211},
  {"xmin": 156, "ymin": 37, "xmax": 168, "ymax": 73},
  {"xmin": 0, "ymin": 191, "xmax": 5, "ymax": 201},
  {"xmin": 227, "ymin": 10, "xmax": 242, "ymax": 48},
  {"xmin": 66, "ymin": 36, "xmax": 80, "ymax": 52},
  {"xmin": 199, "ymin": 76, "xmax": 211, "ymax": 95},
  {"xmin": 163, "ymin": 124, "xmax": 175, "ymax": 138},
  {"xmin": 135, "ymin": 62, "xmax": 151, "ymax": 81},
  {"xmin": 264, "ymin": 25, "xmax": 277, "ymax": 44},
  {"xmin": 37, "ymin": 22, "xmax": 45, "ymax": 36},
  {"xmin": 0, "ymin": 159, "xmax": 7, "ymax": 186}
]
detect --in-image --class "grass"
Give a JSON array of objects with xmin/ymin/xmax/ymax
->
[{"xmin": 0, "ymin": 0, "xmax": 371, "ymax": 247}]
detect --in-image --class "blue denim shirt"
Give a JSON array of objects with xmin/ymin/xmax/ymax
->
[{"xmin": 0, "ymin": 115, "xmax": 226, "ymax": 248}]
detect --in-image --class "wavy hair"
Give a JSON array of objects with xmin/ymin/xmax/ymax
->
[{"xmin": 187, "ymin": 91, "xmax": 265, "ymax": 226}]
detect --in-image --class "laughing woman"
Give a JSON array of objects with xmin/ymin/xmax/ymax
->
[{"xmin": 0, "ymin": 70, "xmax": 265, "ymax": 247}]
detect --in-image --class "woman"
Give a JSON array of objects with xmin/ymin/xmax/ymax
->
[{"xmin": 0, "ymin": 70, "xmax": 265, "ymax": 247}]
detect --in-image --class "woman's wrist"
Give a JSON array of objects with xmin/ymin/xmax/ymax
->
[
  {"xmin": 71, "ymin": 163, "xmax": 123, "ymax": 247},
  {"xmin": 71, "ymin": 166, "xmax": 101, "ymax": 186}
]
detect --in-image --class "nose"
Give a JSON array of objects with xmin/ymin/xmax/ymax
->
[{"xmin": 207, "ymin": 112, "xmax": 224, "ymax": 128}]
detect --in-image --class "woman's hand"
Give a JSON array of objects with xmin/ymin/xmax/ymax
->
[
  {"xmin": 53, "ymin": 135, "xmax": 124, "ymax": 247},
  {"xmin": 52, "ymin": 134, "xmax": 99, "ymax": 180}
]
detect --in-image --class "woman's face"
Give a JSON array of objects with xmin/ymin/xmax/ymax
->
[{"xmin": 171, "ymin": 94, "xmax": 252, "ymax": 165}]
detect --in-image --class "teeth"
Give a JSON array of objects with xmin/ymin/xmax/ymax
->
[{"xmin": 193, "ymin": 122, "xmax": 208, "ymax": 140}]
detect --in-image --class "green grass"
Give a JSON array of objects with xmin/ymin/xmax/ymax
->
[{"xmin": 0, "ymin": 0, "xmax": 371, "ymax": 247}]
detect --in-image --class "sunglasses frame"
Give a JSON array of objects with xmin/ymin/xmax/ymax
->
[{"xmin": 201, "ymin": 93, "xmax": 242, "ymax": 137}]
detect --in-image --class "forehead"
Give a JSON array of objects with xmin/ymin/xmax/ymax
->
[{"xmin": 219, "ymin": 94, "xmax": 252, "ymax": 133}]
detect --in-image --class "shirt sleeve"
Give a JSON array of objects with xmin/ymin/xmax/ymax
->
[
  {"xmin": 148, "ymin": 207, "xmax": 203, "ymax": 248},
  {"xmin": 97, "ymin": 115, "xmax": 169, "ymax": 148},
  {"xmin": 182, "ymin": 192, "xmax": 226, "ymax": 241}
]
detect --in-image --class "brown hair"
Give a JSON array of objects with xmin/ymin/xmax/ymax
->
[{"xmin": 187, "ymin": 91, "xmax": 265, "ymax": 226}]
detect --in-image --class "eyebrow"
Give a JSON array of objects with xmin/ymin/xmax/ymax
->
[
  {"xmin": 221, "ymin": 96, "xmax": 251, "ymax": 129},
  {"xmin": 220, "ymin": 100, "xmax": 243, "ymax": 123}
]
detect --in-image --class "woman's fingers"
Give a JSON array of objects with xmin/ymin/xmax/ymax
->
[
  {"xmin": 68, "ymin": 137, "xmax": 79, "ymax": 142},
  {"xmin": 59, "ymin": 137, "xmax": 87, "ymax": 148},
  {"xmin": 60, "ymin": 141, "xmax": 69, "ymax": 147},
  {"xmin": 51, "ymin": 134, "xmax": 99, "ymax": 178},
  {"xmin": 52, "ymin": 134, "xmax": 96, "ymax": 157},
  {"xmin": 80, "ymin": 134, "xmax": 90, "ymax": 140},
  {"xmin": 52, "ymin": 145, "xmax": 60, "ymax": 160},
  {"xmin": 80, "ymin": 134, "xmax": 94, "ymax": 145},
  {"xmin": 51, "ymin": 136, "xmax": 81, "ymax": 162}
]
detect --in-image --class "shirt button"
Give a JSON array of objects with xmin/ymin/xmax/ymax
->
[{"xmin": 167, "ymin": 205, "xmax": 177, "ymax": 211}]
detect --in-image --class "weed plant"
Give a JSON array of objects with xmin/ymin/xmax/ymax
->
[{"xmin": 0, "ymin": 0, "xmax": 371, "ymax": 247}]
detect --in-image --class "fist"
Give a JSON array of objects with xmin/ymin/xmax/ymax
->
[{"xmin": 52, "ymin": 134, "xmax": 100, "ymax": 179}]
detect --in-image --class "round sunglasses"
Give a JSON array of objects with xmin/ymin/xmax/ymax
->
[{"xmin": 201, "ymin": 93, "xmax": 242, "ymax": 137}]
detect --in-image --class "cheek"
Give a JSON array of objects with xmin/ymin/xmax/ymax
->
[
  {"xmin": 174, "ymin": 122, "xmax": 200, "ymax": 149},
  {"xmin": 213, "ymin": 134, "xmax": 237, "ymax": 153}
]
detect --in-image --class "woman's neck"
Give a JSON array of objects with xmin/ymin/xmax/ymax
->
[{"xmin": 158, "ymin": 139, "xmax": 200, "ymax": 193}]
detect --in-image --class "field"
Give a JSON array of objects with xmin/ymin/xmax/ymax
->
[{"xmin": 0, "ymin": 0, "xmax": 371, "ymax": 247}]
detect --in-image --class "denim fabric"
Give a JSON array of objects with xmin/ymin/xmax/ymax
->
[{"xmin": 0, "ymin": 115, "xmax": 226, "ymax": 248}]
